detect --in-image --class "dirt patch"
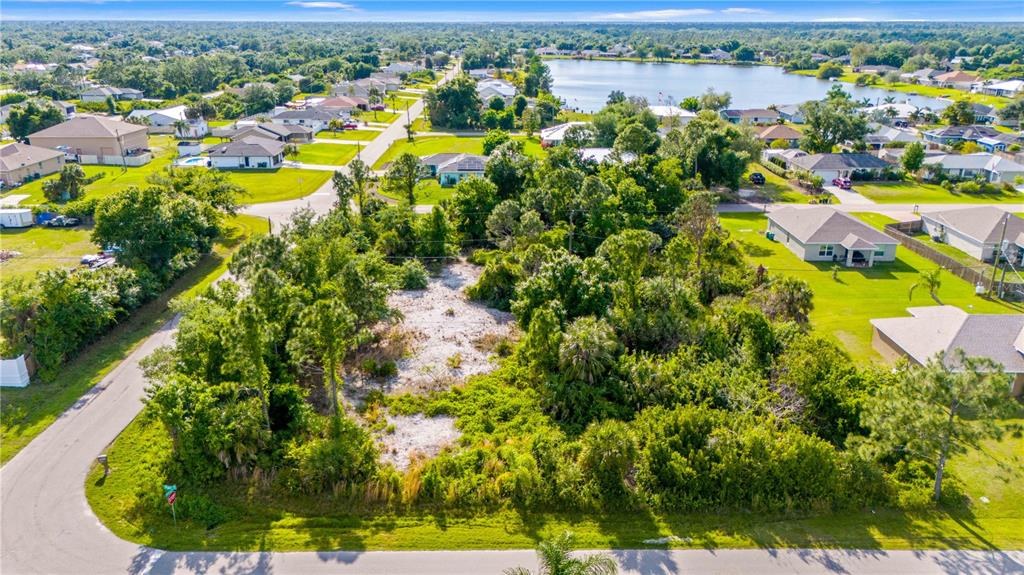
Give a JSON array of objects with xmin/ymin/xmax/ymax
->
[{"xmin": 376, "ymin": 414, "xmax": 461, "ymax": 471}]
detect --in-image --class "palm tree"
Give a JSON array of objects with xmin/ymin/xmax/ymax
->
[
  {"xmin": 172, "ymin": 119, "xmax": 190, "ymax": 138},
  {"xmin": 909, "ymin": 268, "xmax": 943, "ymax": 304},
  {"xmin": 504, "ymin": 532, "xmax": 617, "ymax": 575},
  {"xmin": 883, "ymin": 95, "xmax": 896, "ymax": 104},
  {"xmin": 558, "ymin": 317, "xmax": 619, "ymax": 386}
]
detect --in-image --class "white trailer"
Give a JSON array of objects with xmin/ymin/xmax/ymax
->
[{"xmin": 0, "ymin": 208, "xmax": 33, "ymax": 228}]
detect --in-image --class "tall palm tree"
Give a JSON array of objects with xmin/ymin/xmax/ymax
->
[
  {"xmin": 909, "ymin": 268, "xmax": 943, "ymax": 304},
  {"xmin": 172, "ymin": 119, "xmax": 190, "ymax": 138},
  {"xmin": 504, "ymin": 532, "xmax": 617, "ymax": 575}
]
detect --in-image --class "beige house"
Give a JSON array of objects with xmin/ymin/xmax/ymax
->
[
  {"xmin": 29, "ymin": 116, "xmax": 151, "ymax": 167},
  {"xmin": 0, "ymin": 143, "xmax": 65, "ymax": 186},
  {"xmin": 767, "ymin": 206, "xmax": 898, "ymax": 267},
  {"xmin": 871, "ymin": 306, "xmax": 1024, "ymax": 396}
]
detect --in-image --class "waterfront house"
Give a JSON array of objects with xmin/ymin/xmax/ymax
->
[
  {"xmin": 854, "ymin": 65, "xmax": 897, "ymax": 75},
  {"xmin": 983, "ymin": 80, "xmax": 1024, "ymax": 98},
  {"xmin": 932, "ymin": 70, "xmax": 980, "ymax": 90}
]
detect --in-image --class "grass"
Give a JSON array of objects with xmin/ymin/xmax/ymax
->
[
  {"xmin": 354, "ymin": 110, "xmax": 401, "ymax": 124},
  {"xmin": 0, "ymin": 225, "xmax": 98, "ymax": 281},
  {"xmin": 316, "ymin": 129, "xmax": 382, "ymax": 141},
  {"xmin": 207, "ymin": 120, "xmax": 234, "ymax": 128},
  {"xmin": 85, "ymin": 408, "xmax": 1024, "ymax": 552},
  {"xmin": 374, "ymin": 136, "xmax": 544, "ymax": 169},
  {"xmin": 378, "ymin": 179, "xmax": 455, "ymax": 206},
  {"xmin": 229, "ymin": 169, "xmax": 332, "ymax": 204},
  {"xmin": 856, "ymin": 181, "xmax": 1024, "ymax": 204},
  {"xmin": 743, "ymin": 165, "xmax": 810, "ymax": 204},
  {"xmin": 0, "ymin": 214, "xmax": 269, "ymax": 465},
  {"xmin": 289, "ymin": 143, "xmax": 358, "ymax": 166},
  {"xmin": 719, "ymin": 212, "xmax": 1022, "ymax": 361}
]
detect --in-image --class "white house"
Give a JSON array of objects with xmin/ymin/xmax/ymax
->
[
  {"xmin": 788, "ymin": 153, "xmax": 890, "ymax": 181},
  {"xmin": 270, "ymin": 108, "xmax": 344, "ymax": 134},
  {"xmin": 922, "ymin": 153, "xmax": 1024, "ymax": 184},
  {"xmin": 127, "ymin": 105, "xmax": 208, "ymax": 138},
  {"xmin": 920, "ymin": 207, "xmax": 1024, "ymax": 263},
  {"xmin": 207, "ymin": 137, "xmax": 285, "ymax": 169},
  {"xmin": 540, "ymin": 122, "xmax": 587, "ymax": 147},
  {"xmin": 648, "ymin": 106, "xmax": 696, "ymax": 126},
  {"xmin": 476, "ymin": 79, "xmax": 517, "ymax": 106},
  {"xmin": 767, "ymin": 206, "xmax": 898, "ymax": 267},
  {"xmin": 383, "ymin": 62, "xmax": 424, "ymax": 75},
  {"xmin": 983, "ymin": 79, "xmax": 1024, "ymax": 98}
]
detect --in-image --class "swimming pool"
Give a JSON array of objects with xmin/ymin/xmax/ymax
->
[{"xmin": 175, "ymin": 156, "xmax": 210, "ymax": 167}]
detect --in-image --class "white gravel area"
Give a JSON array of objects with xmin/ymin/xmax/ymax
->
[
  {"xmin": 386, "ymin": 261, "xmax": 513, "ymax": 393},
  {"xmin": 377, "ymin": 414, "xmax": 461, "ymax": 471}
]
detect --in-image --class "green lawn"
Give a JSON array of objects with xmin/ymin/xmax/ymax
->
[
  {"xmin": 289, "ymin": 143, "xmax": 358, "ymax": 166},
  {"xmin": 374, "ymin": 136, "xmax": 544, "ymax": 169},
  {"xmin": 354, "ymin": 110, "xmax": 401, "ymax": 124},
  {"xmin": 316, "ymin": 129, "xmax": 382, "ymax": 141},
  {"xmin": 856, "ymin": 181, "xmax": 1024, "ymax": 204},
  {"xmin": 393, "ymin": 91, "xmax": 424, "ymax": 100},
  {"xmin": 228, "ymin": 169, "xmax": 332, "ymax": 203},
  {"xmin": 743, "ymin": 165, "xmax": 810, "ymax": 204},
  {"xmin": 720, "ymin": 212, "xmax": 1022, "ymax": 361},
  {"xmin": 0, "ymin": 214, "xmax": 269, "ymax": 465},
  {"xmin": 86, "ymin": 408, "xmax": 1024, "ymax": 552},
  {"xmin": 207, "ymin": 120, "xmax": 234, "ymax": 128},
  {"xmin": 0, "ymin": 225, "xmax": 98, "ymax": 282},
  {"xmin": 378, "ymin": 179, "xmax": 455, "ymax": 205}
]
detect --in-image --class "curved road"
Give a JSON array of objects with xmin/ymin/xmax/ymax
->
[{"xmin": 3, "ymin": 64, "xmax": 1024, "ymax": 573}]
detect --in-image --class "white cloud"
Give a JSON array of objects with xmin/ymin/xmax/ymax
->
[
  {"xmin": 813, "ymin": 17, "xmax": 871, "ymax": 22},
  {"xmin": 597, "ymin": 8, "xmax": 714, "ymax": 21},
  {"xmin": 286, "ymin": 1, "xmax": 356, "ymax": 9},
  {"xmin": 721, "ymin": 7, "xmax": 770, "ymax": 15}
]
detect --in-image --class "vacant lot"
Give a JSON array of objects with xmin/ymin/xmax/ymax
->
[
  {"xmin": 374, "ymin": 135, "xmax": 544, "ymax": 169},
  {"xmin": 719, "ymin": 212, "xmax": 1021, "ymax": 361},
  {"xmin": 290, "ymin": 142, "xmax": 358, "ymax": 166},
  {"xmin": 857, "ymin": 181, "xmax": 1024, "ymax": 204},
  {"xmin": 378, "ymin": 179, "xmax": 455, "ymax": 205},
  {"xmin": 1, "ymin": 224, "xmax": 98, "ymax": 281},
  {"xmin": 316, "ymin": 129, "xmax": 382, "ymax": 141}
]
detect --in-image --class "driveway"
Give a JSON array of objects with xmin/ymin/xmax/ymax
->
[{"xmin": 826, "ymin": 184, "xmax": 876, "ymax": 205}]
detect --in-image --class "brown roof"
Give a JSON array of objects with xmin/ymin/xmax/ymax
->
[
  {"xmin": 0, "ymin": 143, "xmax": 64, "ymax": 171},
  {"xmin": 757, "ymin": 124, "xmax": 802, "ymax": 141},
  {"xmin": 28, "ymin": 116, "xmax": 147, "ymax": 140},
  {"xmin": 317, "ymin": 96, "xmax": 368, "ymax": 108},
  {"xmin": 934, "ymin": 70, "xmax": 979, "ymax": 83}
]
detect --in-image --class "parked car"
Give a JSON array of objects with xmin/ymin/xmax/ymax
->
[
  {"xmin": 342, "ymin": 121, "xmax": 359, "ymax": 129},
  {"xmin": 370, "ymin": 104, "xmax": 386, "ymax": 111},
  {"xmin": 832, "ymin": 177, "xmax": 852, "ymax": 190},
  {"xmin": 45, "ymin": 215, "xmax": 80, "ymax": 228},
  {"xmin": 748, "ymin": 172, "xmax": 766, "ymax": 185}
]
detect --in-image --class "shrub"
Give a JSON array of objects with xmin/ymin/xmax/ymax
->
[
  {"xmin": 286, "ymin": 417, "xmax": 379, "ymax": 493},
  {"xmin": 397, "ymin": 259, "xmax": 429, "ymax": 290},
  {"xmin": 176, "ymin": 492, "xmax": 227, "ymax": 529},
  {"xmin": 578, "ymin": 419, "xmax": 637, "ymax": 499}
]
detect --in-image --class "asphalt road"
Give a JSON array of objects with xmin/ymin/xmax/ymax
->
[{"xmin": 3, "ymin": 63, "xmax": 1024, "ymax": 574}]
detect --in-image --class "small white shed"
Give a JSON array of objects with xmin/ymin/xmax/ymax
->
[
  {"xmin": 0, "ymin": 208, "xmax": 33, "ymax": 228},
  {"xmin": 0, "ymin": 355, "xmax": 31, "ymax": 388}
]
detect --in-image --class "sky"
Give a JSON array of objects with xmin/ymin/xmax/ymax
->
[{"xmin": 1, "ymin": 0, "xmax": 1022, "ymax": 22}]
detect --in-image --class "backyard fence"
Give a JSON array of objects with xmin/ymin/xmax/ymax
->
[{"xmin": 883, "ymin": 222, "xmax": 1024, "ymax": 301}]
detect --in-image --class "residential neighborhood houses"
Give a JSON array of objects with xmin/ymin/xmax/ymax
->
[
  {"xmin": 28, "ymin": 116, "xmax": 151, "ymax": 166},
  {"xmin": 127, "ymin": 104, "xmax": 209, "ymax": 138}
]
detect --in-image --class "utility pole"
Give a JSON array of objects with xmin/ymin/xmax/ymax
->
[{"xmin": 989, "ymin": 212, "xmax": 1009, "ymax": 297}]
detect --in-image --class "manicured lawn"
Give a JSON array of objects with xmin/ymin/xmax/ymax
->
[
  {"xmin": 856, "ymin": 181, "xmax": 1024, "ymax": 204},
  {"xmin": 743, "ymin": 165, "xmax": 810, "ymax": 204},
  {"xmin": 289, "ymin": 143, "xmax": 358, "ymax": 166},
  {"xmin": 720, "ymin": 212, "xmax": 1022, "ymax": 361},
  {"xmin": 207, "ymin": 120, "xmax": 234, "ymax": 127},
  {"xmin": 374, "ymin": 136, "xmax": 544, "ymax": 169},
  {"xmin": 394, "ymin": 91, "xmax": 424, "ymax": 100},
  {"xmin": 316, "ymin": 129, "xmax": 382, "ymax": 141},
  {"xmin": 228, "ymin": 168, "xmax": 332, "ymax": 203},
  {"xmin": 378, "ymin": 179, "xmax": 456, "ymax": 206},
  {"xmin": 86, "ymin": 408, "xmax": 1024, "ymax": 552},
  {"xmin": 0, "ymin": 214, "xmax": 269, "ymax": 464},
  {"xmin": 0, "ymin": 225, "xmax": 98, "ymax": 282},
  {"xmin": 354, "ymin": 110, "xmax": 401, "ymax": 124}
]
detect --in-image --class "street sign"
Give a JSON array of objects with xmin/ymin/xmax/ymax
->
[
  {"xmin": 168, "ymin": 491, "xmax": 176, "ymax": 505},
  {"xmin": 163, "ymin": 484, "xmax": 178, "ymax": 525}
]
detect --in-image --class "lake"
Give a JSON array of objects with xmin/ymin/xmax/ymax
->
[{"xmin": 546, "ymin": 59, "xmax": 950, "ymax": 113}]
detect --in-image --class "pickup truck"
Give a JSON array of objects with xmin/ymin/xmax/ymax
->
[{"xmin": 45, "ymin": 215, "xmax": 81, "ymax": 228}]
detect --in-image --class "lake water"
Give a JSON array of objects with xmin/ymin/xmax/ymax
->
[{"xmin": 546, "ymin": 59, "xmax": 950, "ymax": 113}]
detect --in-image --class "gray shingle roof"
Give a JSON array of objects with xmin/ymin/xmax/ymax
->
[
  {"xmin": 922, "ymin": 207, "xmax": 1024, "ymax": 245},
  {"xmin": 789, "ymin": 153, "xmax": 890, "ymax": 171},
  {"xmin": 0, "ymin": 142, "xmax": 64, "ymax": 171},
  {"xmin": 207, "ymin": 136, "xmax": 284, "ymax": 157},
  {"xmin": 769, "ymin": 206, "xmax": 897, "ymax": 245}
]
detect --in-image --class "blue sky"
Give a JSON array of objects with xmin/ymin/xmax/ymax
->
[{"xmin": 2, "ymin": 0, "xmax": 1022, "ymax": 22}]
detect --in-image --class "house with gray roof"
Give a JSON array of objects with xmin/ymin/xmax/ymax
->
[
  {"xmin": 863, "ymin": 123, "xmax": 922, "ymax": 149},
  {"xmin": 788, "ymin": 153, "xmax": 890, "ymax": 181},
  {"xmin": 871, "ymin": 306, "xmax": 1024, "ymax": 396},
  {"xmin": 920, "ymin": 206, "xmax": 1024, "ymax": 263},
  {"xmin": 922, "ymin": 153, "xmax": 1024, "ymax": 184},
  {"xmin": 924, "ymin": 125, "xmax": 1017, "ymax": 150},
  {"xmin": 217, "ymin": 123, "xmax": 314, "ymax": 144},
  {"xmin": 720, "ymin": 108, "xmax": 779, "ymax": 125},
  {"xmin": 776, "ymin": 104, "xmax": 806, "ymax": 124},
  {"xmin": 80, "ymin": 86, "xmax": 144, "ymax": 102},
  {"xmin": 421, "ymin": 153, "xmax": 487, "ymax": 186},
  {"xmin": 767, "ymin": 206, "xmax": 898, "ymax": 267},
  {"xmin": 207, "ymin": 137, "xmax": 285, "ymax": 169}
]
